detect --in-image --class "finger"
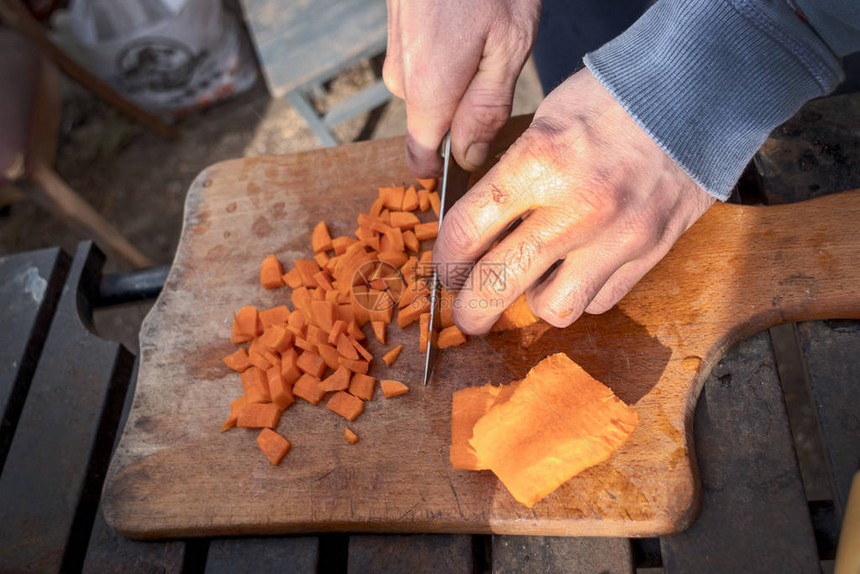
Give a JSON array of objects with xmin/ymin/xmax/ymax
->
[
  {"xmin": 450, "ymin": 210, "xmax": 574, "ymax": 334},
  {"xmin": 382, "ymin": 0, "xmax": 404, "ymax": 99},
  {"xmin": 433, "ymin": 130, "xmax": 570, "ymax": 284},
  {"xmin": 449, "ymin": 37, "xmax": 524, "ymax": 170},
  {"xmin": 525, "ymin": 242, "xmax": 637, "ymax": 328}
]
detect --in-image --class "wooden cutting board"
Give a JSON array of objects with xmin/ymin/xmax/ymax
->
[{"xmin": 102, "ymin": 122, "xmax": 860, "ymax": 539}]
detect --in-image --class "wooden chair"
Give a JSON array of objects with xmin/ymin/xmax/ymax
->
[
  {"xmin": 0, "ymin": 28, "xmax": 153, "ymax": 267},
  {"xmin": 240, "ymin": 0, "xmax": 391, "ymax": 146}
]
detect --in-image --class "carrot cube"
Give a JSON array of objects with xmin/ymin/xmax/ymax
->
[
  {"xmin": 293, "ymin": 373, "xmax": 325, "ymax": 405},
  {"xmin": 349, "ymin": 373, "xmax": 376, "ymax": 401},
  {"xmin": 260, "ymin": 254, "xmax": 285, "ymax": 289},
  {"xmin": 223, "ymin": 348, "xmax": 252, "ymax": 372},
  {"xmin": 319, "ymin": 365, "xmax": 352, "ymax": 392},
  {"xmin": 381, "ymin": 344, "xmax": 403, "ymax": 367},
  {"xmin": 327, "ymin": 391, "xmax": 365, "ymax": 421},
  {"xmin": 267, "ymin": 367, "xmax": 295, "ymax": 410},
  {"xmin": 221, "ymin": 396, "xmax": 247, "ymax": 431},
  {"xmin": 257, "ymin": 428, "xmax": 291, "ymax": 465},
  {"xmin": 237, "ymin": 402, "xmax": 281, "ymax": 428},
  {"xmin": 381, "ymin": 379, "xmax": 409, "ymax": 398},
  {"xmin": 312, "ymin": 220, "xmax": 333, "ymax": 253},
  {"xmin": 241, "ymin": 367, "xmax": 271, "ymax": 403}
]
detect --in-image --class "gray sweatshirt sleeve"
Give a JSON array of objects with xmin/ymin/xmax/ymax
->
[{"xmin": 583, "ymin": 0, "xmax": 858, "ymax": 200}]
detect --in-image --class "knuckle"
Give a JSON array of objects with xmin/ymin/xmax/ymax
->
[
  {"xmin": 382, "ymin": 59, "xmax": 403, "ymax": 98},
  {"xmin": 467, "ymin": 99, "xmax": 512, "ymax": 134}
]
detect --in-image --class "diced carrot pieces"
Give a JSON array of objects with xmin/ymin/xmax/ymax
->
[
  {"xmin": 241, "ymin": 366, "xmax": 272, "ymax": 404},
  {"xmin": 291, "ymin": 287, "xmax": 313, "ymax": 317},
  {"xmin": 402, "ymin": 230, "xmax": 420, "ymax": 253},
  {"xmin": 260, "ymin": 305, "xmax": 290, "ymax": 327},
  {"xmin": 371, "ymin": 320, "xmax": 386, "ymax": 344},
  {"xmin": 336, "ymin": 333, "xmax": 359, "ymax": 361},
  {"xmin": 306, "ymin": 324, "xmax": 329, "ymax": 346},
  {"xmin": 381, "ymin": 379, "xmax": 409, "ymax": 398},
  {"xmin": 317, "ymin": 343, "xmax": 341, "ymax": 370},
  {"xmin": 295, "ymin": 259, "xmax": 321, "ymax": 287},
  {"xmin": 221, "ymin": 396, "xmax": 247, "ymax": 431},
  {"xmin": 312, "ymin": 220, "xmax": 333, "ymax": 253},
  {"xmin": 325, "ymin": 288, "xmax": 341, "ymax": 303},
  {"xmin": 402, "ymin": 185, "xmax": 419, "ymax": 211},
  {"xmin": 399, "ymin": 280, "xmax": 429, "ymax": 309},
  {"xmin": 381, "ymin": 344, "xmax": 403, "ymax": 367},
  {"xmin": 369, "ymin": 197, "xmax": 385, "ymax": 218},
  {"xmin": 258, "ymin": 324, "xmax": 294, "ymax": 353},
  {"xmin": 293, "ymin": 373, "xmax": 325, "ymax": 405},
  {"xmin": 419, "ymin": 312, "xmax": 430, "ymax": 353},
  {"xmin": 389, "ymin": 211, "xmax": 421, "ymax": 231},
  {"xmin": 413, "ymin": 222, "xmax": 438, "ymax": 240},
  {"xmin": 237, "ymin": 402, "xmax": 281, "ymax": 428},
  {"xmin": 257, "ymin": 428, "xmax": 290, "ymax": 465},
  {"xmin": 282, "ymin": 268, "xmax": 304, "ymax": 289},
  {"xmin": 344, "ymin": 428, "xmax": 359, "ymax": 444},
  {"xmin": 347, "ymin": 320, "xmax": 365, "ymax": 341},
  {"xmin": 397, "ymin": 296, "xmax": 430, "ymax": 328},
  {"xmin": 236, "ymin": 306, "xmax": 263, "ymax": 339},
  {"xmin": 224, "ymin": 348, "xmax": 252, "ymax": 372},
  {"xmin": 294, "ymin": 337, "xmax": 318, "ymax": 353},
  {"xmin": 339, "ymin": 357, "xmax": 369, "ymax": 374},
  {"xmin": 332, "ymin": 236, "xmax": 357, "ymax": 255},
  {"xmin": 267, "ymin": 367, "xmax": 295, "ymax": 410},
  {"xmin": 350, "ymin": 336, "xmax": 373, "ymax": 362},
  {"xmin": 400, "ymin": 257, "xmax": 418, "ymax": 284},
  {"xmin": 319, "ymin": 365, "xmax": 351, "ymax": 392},
  {"xmin": 420, "ymin": 250, "xmax": 433, "ymax": 264},
  {"xmin": 248, "ymin": 348, "xmax": 272, "ymax": 371},
  {"xmin": 310, "ymin": 299, "xmax": 338, "ymax": 332},
  {"xmin": 417, "ymin": 177, "xmax": 437, "ymax": 191},
  {"xmin": 382, "ymin": 227, "xmax": 405, "ymax": 252},
  {"xmin": 348, "ymin": 373, "xmax": 376, "ymax": 401},
  {"xmin": 280, "ymin": 348, "xmax": 302, "ymax": 385},
  {"xmin": 368, "ymin": 305, "xmax": 394, "ymax": 324},
  {"xmin": 327, "ymin": 391, "xmax": 365, "ymax": 421},
  {"xmin": 260, "ymin": 254, "xmax": 285, "ymax": 289},
  {"xmin": 314, "ymin": 251, "xmax": 330, "ymax": 268},
  {"xmin": 379, "ymin": 185, "xmax": 405, "ymax": 210},
  {"xmin": 438, "ymin": 325, "xmax": 467, "ymax": 348},
  {"xmin": 327, "ymin": 320, "xmax": 347, "ymax": 345},
  {"xmin": 231, "ymin": 321, "xmax": 252, "ymax": 344},
  {"xmin": 417, "ymin": 188, "xmax": 430, "ymax": 211},
  {"xmin": 297, "ymin": 350, "xmax": 327, "ymax": 378},
  {"xmin": 428, "ymin": 191, "xmax": 441, "ymax": 217},
  {"xmin": 314, "ymin": 271, "xmax": 334, "ymax": 292},
  {"xmin": 377, "ymin": 251, "xmax": 408, "ymax": 267}
]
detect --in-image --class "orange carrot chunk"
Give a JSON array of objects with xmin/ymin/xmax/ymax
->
[
  {"xmin": 241, "ymin": 367, "xmax": 271, "ymax": 403},
  {"xmin": 268, "ymin": 367, "xmax": 296, "ymax": 410},
  {"xmin": 381, "ymin": 344, "xmax": 403, "ymax": 367},
  {"xmin": 336, "ymin": 333, "xmax": 359, "ymax": 361},
  {"xmin": 237, "ymin": 402, "xmax": 281, "ymax": 429},
  {"xmin": 319, "ymin": 365, "xmax": 352, "ymax": 392},
  {"xmin": 328, "ymin": 320, "xmax": 348, "ymax": 345},
  {"xmin": 379, "ymin": 186, "xmax": 405, "ymax": 210},
  {"xmin": 402, "ymin": 230, "xmax": 420, "ymax": 253},
  {"xmin": 417, "ymin": 177, "xmax": 437, "ymax": 191},
  {"xmin": 221, "ymin": 396, "xmax": 247, "ymax": 431},
  {"xmin": 371, "ymin": 321, "xmax": 386, "ymax": 344},
  {"xmin": 280, "ymin": 348, "xmax": 302, "ymax": 385},
  {"xmin": 317, "ymin": 343, "xmax": 342, "ymax": 370},
  {"xmin": 468, "ymin": 353, "xmax": 639, "ymax": 508},
  {"xmin": 295, "ymin": 259, "xmax": 322, "ymax": 287},
  {"xmin": 259, "ymin": 324, "xmax": 294, "ymax": 353},
  {"xmin": 344, "ymin": 428, "xmax": 359, "ymax": 444},
  {"xmin": 347, "ymin": 320, "xmax": 365, "ymax": 341},
  {"xmin": 428, "ymin": 191, "xmax": 441, "ymax": 217},
  {"xmin": 419, "ymin": 313, "xmax": 431, "ymax": 353},
  {"xmin": 402, "ymin": 185, "xmax": 419, "ymax": 211},
  {"xmin": 348, "ymin": 373, "xmax": 376, "ymax": 401},
  {"xmin": 339, "ymin": 357, "xmax": 370, "ymax": 374},
  {"xmin": 390, "ymin": 211, "xmax": 421, "ymax": 231},
  {"xmin": 438, "ymin": 325, "xmax": 467, "ymax": 348},
  {"xmin": 417, "ymin": 188, "xmax": 430, "ymax": 211},
  {"xmin": 491, "ymin": 294, "xmax": 540, "ymax": 331},
  {"xmin": 381, "ymin": 379, "xmax": 409, "ymax": 398},
  {"xmin": 413, "ymin": 222, "xmax": 438, "ymax": 240},
  {"xmin": 224, "ymin": 348, "xmax": 252, "ymax": 372},
  {"xmin": 260, "ymin": 305, "xmax": 291, "ymax": 327},
  {"xmin": 293, "ymin": 373, "xmax": 325, "ymax": 405},
  {"xmin": 312, "ymin": 220, "xmax": 334, "ymax": 253},
  {"xmin": 327, "ymin": 391, "xmax": 365, "ymax": 421},
  {"xmin": 260, "ymin": 254, "xmax": 285, "ymax": 289},
  {"xmin": 282, "ymin": 268, "xmax": 304, "ymax": 289},
  {"xmin": 257, "ymin": 428, "xmax": 291, "ymax": 465},
  {"xmin": 350, "ymin": 336, "xmax": 373, "ymax": 362},
  {"xmin": 296, "ymin": 350, "xmax": 327, "ymax": 378},
  {"xmin": 310, "ymin": 299, "xmax": 338, "ymax": 332},
  {"xmin": 236, "ymin": 306, "xmax": 263, "ymax": 339},
  {"xmin": 397, "ymin": 296, "xmax": 430, "ymax": 328}
]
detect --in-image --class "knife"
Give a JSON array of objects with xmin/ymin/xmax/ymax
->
[{"xmin": 422, "ymin": 133, "xmax": 471, "ymax": 386}]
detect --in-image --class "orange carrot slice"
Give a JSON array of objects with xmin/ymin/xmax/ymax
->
[
  {"xmin": 312, "ymin": 221, "xmax": 333, "ymax": 253},
  {"xmin": 260, "ymin": 254, "xmax": 285, "ymax": 289},
  {"xmin": 491, "ymin": 294, "xmax": 540, "ymax": 331},
  {"xmin": 297, "ymin": 350, "xmax": 327, "ymax": 378},
  {"xmin": 310, "ymin": 299, "xmax": 337, "ymax": 332},
  {"xmin": 280, "ymin": 348, "xmax": 302, "ymax": 385},
  {"xmin": 241, "ymin": 367, "xmax": 271, "ymax": 403},
  {"xmin": 282, "ymin": 268, "xmax": 303, "ymax": 289},
  {"xmin": 348, "ymin": 373, "xmax": 376, "ymax": 401},
  {"xmin": 327, "ymin": 391, "xmax": 365, "ymax": 421},
  {"xmin": 237, "ymin": 403, "xmax": 281, "ymax": 428},
  {"xmin": 317, "ymin": 343, "xmax": 341, "ymax": 370},
  {"xmin": 235, "ymin": 306, "xmax": 263, "ymax": 339},
  {"xmin": 397, "ymin": 296, "xmax": 430, "ymax": 328},
  {"xmin": 293, "ymin": 373, "xmax": 325, "ymax": 405},
  {"xmin": 260, "ymin": 305, "xmax": 290, "ymax": 327},
  {"xmin": 438, "ymin": 325, "xmax": 467, "ymax": 348},
  {"xmin": 221, "ymin": 396, "xmax": 247, "ymax": 431},
  {"xmin": 381, "ymin": 344, "xmax": 403, "ymax": 367},
  {"xmin": 449, "ymin": 382, "xmax": 520, "ymax": 469},
  {"xmin": 319, "ymin": 365, "xmax": 351, "ymax": 392},
  {"xmin": 344, "ymin": 428, "xmax": 359, "ymax": 444},
  {"xmin": 350, "ymin": 336, "xmax": 373, "ymax": 362},
  {"xmin": 371, "ymin": 321, "xmax": 386, "ymax": 344},
  {"xmin": 381, "ymin": 379, "xmax": 409, "ymax": 398},
  {"xmin": 417, "ymin": 188, "xmax": 430, "ymax": 211},
  {"xmin": 402, "ymin": 230, "xmax": 420, "ymax": 253},
  {"xmin": 419, "ymin": 313, "xmax": 430, "ymax": 353},
  {"xmin": 379, "ymin": 186, "xmax": 405, "ymax": 210},
  {"xmin": 257, "ymin": 428, "xmax": 290, "ymax": 465},
  {"xmin": 428, "ymin": 191, "xmax": 441, "ymax": 217},
  {"xmin": 417, "ymin": 177, "xmax": 437, "ymax": 191},
  {"xmin": 339, "ymin": 357, "xmax": 369, "ymax": 374},
  {"xmin": 413, "ymin": 222, "xmax": 438, "ymax": 240},
  {"xmin": 267, "ymin": 367, "xmax": 296, "ymax": 410},
  {"xmin": 390, "ymin": 211, "xmax": 421, "ymax": 231},
  {"xmin": 258, "ymin": 324, "xmax": 294, "ymax": 353},
  {"xmin": 224, "ymin": 348, "xmax": 252, "ymax": 372},
  {"xmin": 402, "ymin": 186, "xmax": 419, "ymax": 211}
]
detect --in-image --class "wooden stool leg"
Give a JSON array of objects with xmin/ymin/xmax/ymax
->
[
  {"xmin": 286, "ymin": 90, "xmax": 340, "ymax": 147},
  {"xmin": 27, "ymin": 160, "xmax": 154, "ymax": 268}
]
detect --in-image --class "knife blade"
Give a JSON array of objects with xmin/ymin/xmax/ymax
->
[{"xmin": 422, "ymin": 133, "xmax": 471, "ymax": 386}]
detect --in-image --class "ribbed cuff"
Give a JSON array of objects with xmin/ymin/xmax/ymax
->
[{"xmin": 584, "ymin": 0, "xmax": 844, "ymax": 200}]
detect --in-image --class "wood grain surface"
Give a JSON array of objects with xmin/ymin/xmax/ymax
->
[{"xmin": 102, "ymin": 129, "xmax": 860, "ymax": 539}]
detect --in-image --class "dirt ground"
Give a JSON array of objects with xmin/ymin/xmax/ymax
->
[{"xmin": 0, "ymin": 48, "xmax": 543, "ymax": 352}]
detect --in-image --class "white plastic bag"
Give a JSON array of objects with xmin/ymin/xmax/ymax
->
[{"xmin": 55, "ymin": 0, "xmax": 256, "ymax": 118}]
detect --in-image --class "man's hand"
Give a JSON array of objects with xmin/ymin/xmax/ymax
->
[
  {"xmin": 433, "ymin": 69, "xmax": 716, "ymax": 334},
  {"xmin": 383, "ymin": 0, "xmax": 540, "ymax": 176}
]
